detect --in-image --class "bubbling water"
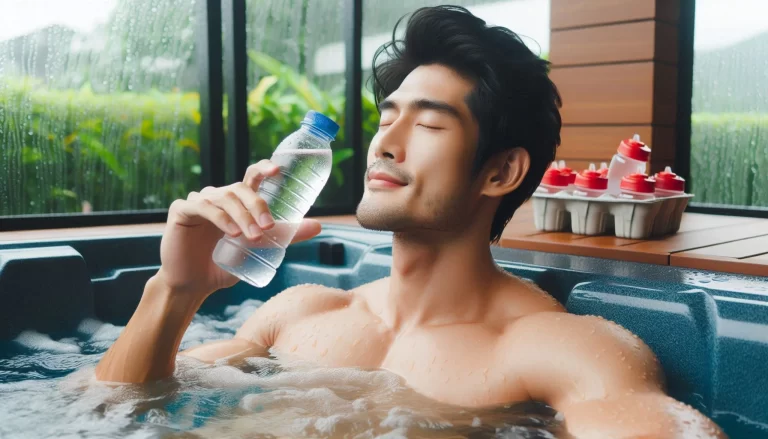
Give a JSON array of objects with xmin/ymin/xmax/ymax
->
[{"xmin": 0, "ymin": 299, "xmax": 565, "ymax": 439}]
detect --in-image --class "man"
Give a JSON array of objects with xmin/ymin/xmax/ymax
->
[{"xmin": 96, "ymin": 6, "xmax": 726, "ymax": 438}]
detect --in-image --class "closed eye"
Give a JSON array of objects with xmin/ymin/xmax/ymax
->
[{"xmin": 418, "ymin": 124, "xmax": 444, "ymax": 130}]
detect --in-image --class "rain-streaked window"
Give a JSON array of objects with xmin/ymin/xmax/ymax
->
[
  {"xmin": 0, "ymin": 0, "xmax": 200, "ymax": 216},
  {"xmin": 691, "ymin": 0, "xmax": 768, "ymax": 209}
]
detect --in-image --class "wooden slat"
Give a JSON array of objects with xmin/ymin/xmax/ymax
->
[
  {"xmin": 623, "ymin": 220, "xmax": 768, "ymax": 254},
  {"xmin": 551, "ymin": 0, "xmax": 657, "ymax": 30},
  {"xmin": 0, "ymin": 223, "xmax": 165, "ymax": 243},
  {"xmin": 550, "ymin": 21, "xmax": 657, "ymax": 66},
  {"xmin": 675, "ymin": 212, "xmax": 759, "ymax": 233},
  {"xmin": 745, "ymin": 253, "xmax": 768, "ymax": 263},
  {"xmin": 670, "ymin": 254, "xmax": 768, "ymax": 277},
  {"xmin": 550, "ymin": 63, "xmax": 655, "ymax": 124},
  {"xmin": 501, "ymin": 233, "xmax": 669, "ymax": 265},
  {"xmin": 557, "ymin": 125, "xmax": 675, "ymax": 163},
  {"xmin": 678, "ymin": 235, "xmax": 768, "ymax": 259}
]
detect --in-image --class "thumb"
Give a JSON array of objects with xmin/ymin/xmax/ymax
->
[{"xmin": 290, "ymin": 218, "xmax": 322, "ymax": 244}]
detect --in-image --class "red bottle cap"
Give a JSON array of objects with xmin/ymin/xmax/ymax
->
[
  {"xmin": 618, "ymin": 135, "xmax": 651, "ymax": 162},
  {"xmin": 654, "ymin": 166, "xmax": 685, "ymax": 192},
  {"xmin": 620, "ymin": 172, "xmax": 655, "ymax": 193},
  {"xmin": 558, "ymin": 161, "xmax": 577, "ymax": 184},
  {"xmin": 575, "ymin": 165, "xmax": 608, "ymax": 190},
  {"xmin": 541, "ymin": 165, "xmax": 570, "ymax": 187},
  {"xmin": 598, "ymin": 163, "xmax": 609, "ymax": 178}
]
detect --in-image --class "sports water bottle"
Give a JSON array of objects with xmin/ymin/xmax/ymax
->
[
  {"xmin": 606, "ymin": 134, "xmax": 651, "ymax": 195},
  {"xmin": 212, "ymin": 110, "xmax": 339, "ymax": 287}
]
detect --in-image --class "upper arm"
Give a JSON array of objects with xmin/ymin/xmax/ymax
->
[
  {"xmin": 507, "ymin": 312, "xmax": 665, "ymax": 410},
  {"xmin": 234, "ymin": 283, "xmax": 350, "ymax": 347}
]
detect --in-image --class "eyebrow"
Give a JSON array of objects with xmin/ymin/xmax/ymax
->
[{"xmin": 378, "ymin": 98, "xmax": 463, "ymax": 122}]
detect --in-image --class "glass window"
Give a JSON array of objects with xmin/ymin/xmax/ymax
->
[
  {"xmin": 0, "ymin": 0, "xmax": 201, "ymax": 217},
  {"xmin": 691, "ymin": 0, "xmax": 768, "ymax": 209},
  {"xmin": 245, "ymin": 0, "xmax": 351, "ymax": 208}
]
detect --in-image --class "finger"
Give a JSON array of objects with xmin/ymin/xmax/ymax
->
[
  {"xmin": 290, "ymin": 218, "xmax": 322, "ymax": 244},
  {"xmin": 230, "ymin": 182, "xmax": 275, "ymax": 231},
  {"xmin": 243, "ymin": 160, "xmax": 281, "ymax": 190},
  {"xmin": 211, "ymin": 190, "xmax": 262, "ymax": 240},
  {"xmin": 169, "ymin": 198, "xmax": 240, "ymax": 236}
]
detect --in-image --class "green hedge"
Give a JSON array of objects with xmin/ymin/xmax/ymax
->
[
  {"xmin": 690, "ymin": 113, "xmax": 768, "ymax": 207},
  {"xmin": 2, "ymin": 63, "xmax": 766, "ymax": 216},
  {"xmin": 0, "ymin": 53, "xmax": 378, "ymax": 216}
]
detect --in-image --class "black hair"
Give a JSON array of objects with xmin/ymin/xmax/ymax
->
[{"xmin": 371, "ymin": 5, "xmax": 562, "ymax": 243}]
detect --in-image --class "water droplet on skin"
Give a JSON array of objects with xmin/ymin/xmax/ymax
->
[
  {"xmin": 589, "ymin": 328, "xmax": 596, "ymax": 335},
  {"xmin": 290, "ymin": 344, "xmax": 297, "ymax": 352},
  {"xmin": 352, "ymin": 339, "xmax": 360, "ymax": 347},
  {"xmin": 409, "ymin": 361, "xmax": 415, "ymax": 372},
  {"xmin": 312, "ymin": 339, "xmax": 317, "ymax": 348},
  {"xmin": 320, "ymin": 347, "xmax": 328, "ymax": 356}
]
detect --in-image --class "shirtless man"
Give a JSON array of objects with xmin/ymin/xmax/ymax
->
[{"xmin": 96, "ymin": 6, "xmax": 726, "ymax": 438}]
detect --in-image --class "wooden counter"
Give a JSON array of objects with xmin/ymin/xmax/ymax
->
[{"xmin": 1, "ymin": 204, "xmax": 766, "ymax": 277}]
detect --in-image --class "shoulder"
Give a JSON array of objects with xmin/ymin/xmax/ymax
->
[
  {"xmin": 502, "ymin": 312, "xmax": 665, "ymax": 406},
  {"xmin": 235, "ymin": 283, "xmax": 352, "ymax": 345}
]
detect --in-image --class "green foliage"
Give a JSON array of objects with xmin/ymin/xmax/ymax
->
[
  {"xmin": 0, "ymin": 54, "xmax": 380, "ymax": 216},
  {"xmin": 690, "ymin": 113, "xmax": 768, "ymax": 207}
]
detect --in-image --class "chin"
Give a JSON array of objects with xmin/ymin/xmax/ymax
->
[{"xmin": 355, "ymin": 196, "xmax": 413, "ymax": 231}]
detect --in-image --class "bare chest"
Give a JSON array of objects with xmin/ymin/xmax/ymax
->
[{"xmin": 271, "ymin": 312, "xmax": 528, "ymax": 407}]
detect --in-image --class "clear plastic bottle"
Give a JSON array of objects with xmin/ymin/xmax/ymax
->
[
  {"xmin": 606, "ymin": 134, "xmax": 651, "ymax": 195},
  {"xmin": 212, "ymin": 111, "xmax": 339, "ymax": 287}
]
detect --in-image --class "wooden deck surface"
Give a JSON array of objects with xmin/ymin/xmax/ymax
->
[{"xmin": 2, "ymin": 204, "xmax": 766, "ymax": 277}]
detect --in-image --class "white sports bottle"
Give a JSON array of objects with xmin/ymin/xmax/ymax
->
[
  {"xmin": 606, "ymin": 134, "xmax": 651, "ymax": 195},
  {"xmin": 212, "ymin": 111, "xmax": 339, "ymax": 287}
]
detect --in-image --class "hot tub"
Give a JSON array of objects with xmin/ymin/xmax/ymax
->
[{"xmin": 0, "ymin": 225, "xmax": 766, "ymax": 438}]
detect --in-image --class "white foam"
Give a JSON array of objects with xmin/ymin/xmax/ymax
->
[{"xmin": 14, "ymin": 331, "xmax": 81, "ymax": 353}]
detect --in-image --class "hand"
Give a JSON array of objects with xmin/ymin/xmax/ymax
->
[{"xmin": 156, "ymin": 160, "xmax": 322, "ymax": 297}]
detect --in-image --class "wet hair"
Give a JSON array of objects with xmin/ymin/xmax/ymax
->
[{"xmin": 371, "ymin": 5, "xmax": 562, "ymax": 243}]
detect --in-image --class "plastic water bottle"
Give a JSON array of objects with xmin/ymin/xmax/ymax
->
[
  {"xmin": 212, "ymin": 110, "xmax": 339, "ymax": 287},
  {"xmin": 606, "ymin": 134, "xmax": 651, "ymax": 195}
]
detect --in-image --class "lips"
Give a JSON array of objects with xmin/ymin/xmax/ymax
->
[{"xmin": 367, "ymin": 170, "xmax": 407, "ymax": 186}]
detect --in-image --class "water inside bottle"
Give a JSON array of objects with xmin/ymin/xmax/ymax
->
[
  {"xmin": 213, "ymin": 148, "xmax": 333, "ymax": 287},
  {"xmin": 214, "ymin": 221, "xmax": 302, "ymax": 287},
  {"xmin": 260, "ymin": 148, "xmax": 333, "ymax": 223}
]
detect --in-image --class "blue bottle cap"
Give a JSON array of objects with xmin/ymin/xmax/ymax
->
[{"xmin": 302, "ymin": 110, "xmax": 340, "ymax": 140}]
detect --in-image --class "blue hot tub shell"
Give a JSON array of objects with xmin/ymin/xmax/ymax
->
[{"xmin": 0, "ymin": 225, "xmax": 766, "ymax": 438}]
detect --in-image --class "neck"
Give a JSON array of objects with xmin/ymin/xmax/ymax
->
[{"xmin": 383, "ymin": 219, "xmax": 503, "ymax": 331}]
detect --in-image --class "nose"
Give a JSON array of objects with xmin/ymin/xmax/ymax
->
[{"xmin": 372, "ymin": 121, "xmax": 407, "ymax": 163}]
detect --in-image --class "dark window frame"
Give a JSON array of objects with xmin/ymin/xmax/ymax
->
[
  {"xmin": 677, "ymin": 0, "xmax": 768, "ymax": 219},
  {"xmin": 0, "ymin": 0, "xmax": 363, "ymax": 232}
]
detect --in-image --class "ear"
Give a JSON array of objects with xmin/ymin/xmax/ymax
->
[{"xmin": 481, "ymin": 148, "xmax": 530, "ymax": 198}]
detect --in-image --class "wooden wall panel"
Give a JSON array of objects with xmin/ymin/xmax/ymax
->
[
  {"xmin": 550, "ymin": 63, "xmax": 655, "ymax": 124},
  {"xmin": 557, "ymin": 126, "xmax": 652, "ymax": 160},
  {"xmin": 551, "ymin": 0, "xmax": 656, "ymax": 30},
  {"xmin": 557, "ymin": 125, "xmax": 675, "ymax": 164},
  {"xmin": 550, "ymin": 21, "xmax": 656, "ymax": 66}
]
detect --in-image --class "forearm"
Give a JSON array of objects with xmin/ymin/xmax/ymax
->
[
  {"xmin": 95, "ymin": 274, "xmax": 205, "ymax": 383},
  {"xmin": 562, "ymin": 392, "xmax": 727, "ymax": 439}
]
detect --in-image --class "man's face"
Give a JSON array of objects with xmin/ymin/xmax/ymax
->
[{"xmin": 356, "ymin": 64, "xmax": 481, "ymax": 232}]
